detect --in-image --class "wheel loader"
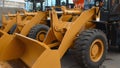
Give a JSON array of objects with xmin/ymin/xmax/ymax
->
[
  {"xmin": 13, "ymin": 11, "xmax": 49, "ymax": 42},
  {"xmin": 0, "ymin": 11, "xmax": 49, "ymax": 42},
  {"xmin": 0, "ymin": 0, "xmax": 120, "ymax": 68}
]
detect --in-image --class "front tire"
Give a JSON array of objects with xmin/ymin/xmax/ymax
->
[
  {"xmin": 71, "ymin": 29, "xmax": 108, "ymax": 68},
  {"xmin": 28, "ymin": 24, "xmax": 49, "ymax": 42},
  {"xmin": 8, "ymin": 24, "xmax": 17, "ymax": 34}
]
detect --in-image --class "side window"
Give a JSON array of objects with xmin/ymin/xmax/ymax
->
[
  {"xmin": 111, "ymin": 0, "xmax": 120, "ymax": 14},
  {"xmin": 111, "ymin": 0, "xmax": 119, "ymax": 7},
  {"xmin": 111, "ymin": 0, "xmax": 115, "ymax": 6},
  {"xmin": 103, "ymin": 0, "xmax": 108, "ymax": 10}
]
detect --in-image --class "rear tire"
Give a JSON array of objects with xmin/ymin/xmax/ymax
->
[
  {"xmin": 28, "ymin": 24, "xmax": 49, "ymax": 42},
  {"xmin": 71, "ymin": 29, "xmax": 108, "ymax": 68}
]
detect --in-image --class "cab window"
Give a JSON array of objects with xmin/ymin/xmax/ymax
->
[{"xmin": 84, "ymin": 0, "xmax": 95, "ymax": 9}]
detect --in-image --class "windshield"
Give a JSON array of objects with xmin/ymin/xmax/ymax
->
[
  {"xmin": 84, "ymin": 0, "xmax": 109, "ymax": 10},
  {"xmin": 84, "ymin": 0, "xmax": 95, "ymax": 9}
]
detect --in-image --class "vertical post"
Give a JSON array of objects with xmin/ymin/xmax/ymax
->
[
  {"xmin": 47, "ymin": 0, "xmax": 48, "ymax": 6},
  {"xmin": 33, "ymin": 0, "xmax": 36, "ymax": 11},
  {"xmin": 40, "ymin": 2, "xmax": 43, "ymax": 11},
  {"xmin": 66, "ymin": 0, "xmax": 69, "ymax": 6},
  {"xmin": 56, "ymin": 0, "xmax": 60, "ymax": 6},
  {"xmin": 40, "ymin": 0, "xmax": 44, "ymax": 11},
  {"xmin": 3, "ymin": 0, "xmax": 4, "ymax": 7}
]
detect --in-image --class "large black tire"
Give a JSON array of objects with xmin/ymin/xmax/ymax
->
[
  {"xmin": 8, "ymin": 24, "xmax": 17, "ymax": 34},
  {"xmin": 71, "ymin": 29, "xmax": 108, "ymax": 68},
  {"xmin": 28, "ymin": 24, "xmax": 49, "ymax": 42}
]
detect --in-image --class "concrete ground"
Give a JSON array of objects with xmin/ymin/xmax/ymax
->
[
  {"xmin": 0, "ymin": 48, "xmax": 120, "ymax": 68},
  {"xmin": 61, "ymin": 48, "xmax": 120, "ymax": 68}
]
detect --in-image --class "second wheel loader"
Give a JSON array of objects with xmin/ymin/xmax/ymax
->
[
  {"xmin": 0, "ymin": 0, "xmax": 120, "ymax": 68},
  {"xmin": 1, "ymin": 11, "xmax": 50, "ymax": 42}
]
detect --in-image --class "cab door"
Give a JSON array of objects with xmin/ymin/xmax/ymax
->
[{"xmin": 100, "ymin": 0, "xmax": 109, "ymax": 21}]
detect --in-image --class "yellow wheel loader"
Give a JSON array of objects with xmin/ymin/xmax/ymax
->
[
  {"xmin": 0, "ymin": 11, "xmax": 49, "ymax": 42},
  {"xmin": 14, "ymin": 11, "xmax": 49, "ymax": 42},
  {"xmin": 0, "ymin": 0, "xmax": 120, "ymax": 68}
]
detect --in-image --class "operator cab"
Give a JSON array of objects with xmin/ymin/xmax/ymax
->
[
  {"xmin": 99, "ymin": 0, "xmax": 120, "ymax": 47},
  {"xmin": 100, "ymin": 0, "xmax": 120, "ymax": 21}
]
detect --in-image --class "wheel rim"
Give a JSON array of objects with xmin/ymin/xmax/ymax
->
[
  {"xmin": 90, "ymin": 39, "xmax": 104, "ymax": 62},
  {"xmin": 36, "ymin": 30, "xmax": 47, "ymax": 42}
]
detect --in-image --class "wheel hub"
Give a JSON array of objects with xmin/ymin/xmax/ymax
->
[
  {"xmin": 39, "ymin": 33, "xmax": 45, "ymax": 41},
  {"xmin": 91, "ymin": 44, "xmax": 99, "ymax": 57},
  {"xmin": 36, "ymin": 30, "xmax": 46, "ymax": 42},
  {"xmin": 90, "ymin": 39, "xmax": 104, "ymax": 62}
]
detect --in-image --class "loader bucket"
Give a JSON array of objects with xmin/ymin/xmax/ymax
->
[
  {"xmin": 0, "ymin": 31, "xmax": 61, "ymax": 68},
  {"xmin": 0, "ymin": 30, "xmax": 24, "ymax": 60}
]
